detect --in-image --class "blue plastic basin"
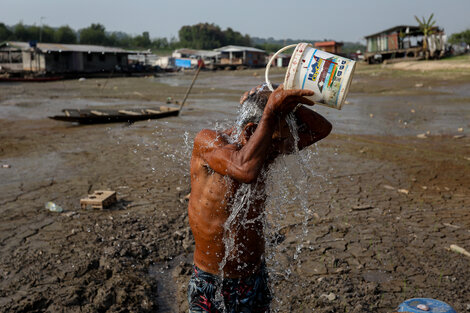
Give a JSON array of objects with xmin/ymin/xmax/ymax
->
[{"xmin": 397, "ymin": 298, "xmax": 457, "ymax": 313}]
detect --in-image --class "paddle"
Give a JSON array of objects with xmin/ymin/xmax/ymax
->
[{"xmin": 178, "ymin": 59, "xmax": 204, "ymax": 115}]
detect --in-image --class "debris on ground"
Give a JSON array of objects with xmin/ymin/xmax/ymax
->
[
  {"xmin": 351, "ymin": 205, "xmax": 374, "ymax": 211},
  {"xmin": 80, "ymin": 190, "xmax": 117, "ymax": 209},
  {"xmin": 450, "ymin": 244, "xmax": 470, "ymax": 258},
  {"xmin": 45, "ymin": 202, "xmax": 64, "ymax": 213},
  {"xmin": 320, "ymin": 292, "xmax": 337, "ymax": 301}
]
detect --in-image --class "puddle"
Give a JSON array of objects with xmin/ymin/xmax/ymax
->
[{"xmin": 2, "ymin": 74, "xmax": 468, "ymax": 137}]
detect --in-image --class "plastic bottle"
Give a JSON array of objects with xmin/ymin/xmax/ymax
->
[{"xmin": 45, "ymin": 202, "xmax": 64, "ymax": 213}]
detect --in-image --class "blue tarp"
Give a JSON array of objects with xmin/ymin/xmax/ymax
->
[{"xmin": 175, "ymin": 59, "xmax": 192, "ymax": 68}]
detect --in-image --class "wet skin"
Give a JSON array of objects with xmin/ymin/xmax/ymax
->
[{"xmin": 188, "ymin": 85, "xmax": 332, "ymax": 278}]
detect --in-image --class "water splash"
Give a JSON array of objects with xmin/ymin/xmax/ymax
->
[
  {"xmin": 213, "ymin": 108, "xmax": 327, "ymax": 312},
  {"xmin": 230, "ymin": 84, "xmax": 270, "ymax": 142}
]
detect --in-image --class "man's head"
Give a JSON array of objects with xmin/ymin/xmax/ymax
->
[
  {"xmin": 235, "ymin": 84, "xmax": 296, "ymax": 155},
  {"xmin": 236, "ymin": 84, "xmax": 272, "ymax": 130}
]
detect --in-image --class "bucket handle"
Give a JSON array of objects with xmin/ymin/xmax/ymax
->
[{"xmin": 265, "ymin": 44, "xmax": 298, "ymax": 91}]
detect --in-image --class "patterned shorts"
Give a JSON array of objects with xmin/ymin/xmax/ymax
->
[{"xmin": 187, "ymin": 263, "xmax": 272, "ymax": 313}]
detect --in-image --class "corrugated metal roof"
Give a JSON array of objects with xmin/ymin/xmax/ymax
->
[
  {"xmin": 174, "ymin": 48, "xmax": 220, "ymax": 57},
  {"xmin": 214, "ymin": 45, "xmax": 265, "ymax": 53},
  {"xmin": 364, "ymin": 25, "xmax": 422, "ymax": 38},
  {"xmin": 1, "ymin": 41, "xmax": 149, "ymax": 54}
]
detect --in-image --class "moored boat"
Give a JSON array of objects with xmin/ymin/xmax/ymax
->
[{"xmin": 49, "ymin": 106, "xmax": 180, "ymax": 124}]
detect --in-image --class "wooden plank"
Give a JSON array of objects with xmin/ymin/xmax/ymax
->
[
  {"xmin": 80, "ymin": 190, "xmax": 117, "ymax": 209},
  {"xmin": 118, "ymin": 110, "xmax": 140, "ymax": 116},
  {"xmin": 145, "ymin": 109, "xmax": 161, "ymax": 114},
  {"xmin": 90, "ymin": 110, "xmax": 108, "ymax": 116}
]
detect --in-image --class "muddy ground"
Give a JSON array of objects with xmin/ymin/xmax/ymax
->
[{"xmin": 0, "ymin": 62, "xmax": 469, "ymax": 312}]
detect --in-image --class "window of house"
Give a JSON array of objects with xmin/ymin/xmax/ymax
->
[
  {"xmin": 87, "ymin": 53, "xmax": 93, "ymax": 62},
  {"xmin": 99, "ymin": 54, "xmax": 106, "ymax": 62}
]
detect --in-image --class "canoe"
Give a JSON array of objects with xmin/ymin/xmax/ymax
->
[{"xmin": 49, "ymin": 106, "xmax": 180, "ymax": 124}]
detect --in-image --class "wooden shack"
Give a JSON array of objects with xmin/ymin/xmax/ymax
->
[
  {"xmin": 213, "ymin": 45, "xmax": 266, "ymax": 69},
  {"xmin": 314, "ymin": 41, "xmax": 343, "ymax": 54},
  {"xmin": 364, "ymin": 25, "xmax": 445, "ymax": 63},
  {"xmin": 0, "ymin": 41, "xmax": 149, "ymax": 76},
  {"xmin": 267, "ymin": 52, "xmax": 291, "ymax": 67}
]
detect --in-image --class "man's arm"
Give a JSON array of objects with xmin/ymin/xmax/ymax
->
[
  {"xmin": 193, "ymin": 110, "xmax": 277, "ymax": 184},
  {"xmin": 294, "ymin": 105, "xmax": 332, "ymax": 150},
  {"xmin": 193, "ymin": 86, "xmax": 314, "ymax": 183}
]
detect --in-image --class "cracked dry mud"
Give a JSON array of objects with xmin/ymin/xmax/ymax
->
[{"xmin": 1, "ymin": 64, "xmax": 469, "ymax": 312}]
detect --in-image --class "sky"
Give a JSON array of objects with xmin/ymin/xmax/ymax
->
[{"xmin": 2, "ymin": 0, "xmax": 470, "ymax": 43}]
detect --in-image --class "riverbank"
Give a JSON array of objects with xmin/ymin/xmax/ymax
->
[{"xmin": 0, "ymin": 62, "xmax": 469, "ymax": 312}]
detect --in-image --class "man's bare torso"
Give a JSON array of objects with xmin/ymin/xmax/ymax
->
[{"xmin": 188, "ymin": 136, "xmax": 267, "ymax": 278}]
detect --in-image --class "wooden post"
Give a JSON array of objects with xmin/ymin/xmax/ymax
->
[{"xmin": 178, "ymin": 60, "xmax": 203, "ymax": 115}]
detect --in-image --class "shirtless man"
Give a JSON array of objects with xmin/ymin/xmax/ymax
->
[{"xmin": 187, "ymin": 84, "xmax": 332, "ymax": 312}]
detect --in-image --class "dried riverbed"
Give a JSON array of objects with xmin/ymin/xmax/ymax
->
[{"xmin": 0, "ymin": 63, "xmax": 469, "ymax": 312}]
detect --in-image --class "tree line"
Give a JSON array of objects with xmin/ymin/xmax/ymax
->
[
  {"xmin": 0, "ymin": 22, "xmax": 175, "ymax": 50},
  {"xmin": 448, "ymin": 29, "xmax": 470, "ymax": 46},
  {"xmin": 0, "ymin": 22, "xmax": 252, "ymax": 51},
  {"xmin": 3, "ymin": 20, "xmax": 466, "ymax": 53}
]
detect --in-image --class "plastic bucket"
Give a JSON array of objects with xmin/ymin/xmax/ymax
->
[
  {"xmin": 265, "ymin": 43, "xmax": 356, "ymax": 110},
  {"xmin": 397, "ymin": 298, "xmax": 457, "ymax": 313}
]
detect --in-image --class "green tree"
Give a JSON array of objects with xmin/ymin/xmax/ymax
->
[
  {"xmin": 0, "ymin": 23, "xmax": 13, "ymax": 41},
  {"xmin": 79, "ymin": 23, "xmax": 107, "ymax": 45},
  {"xmin": 415, "ymin": 13, "xmax": 436, "ymax": 58},
  {"xmin": 448, "ymin": 29, "xmax": 470, "ymax": 45},
  {"xmin": 254, "ymin": 42, "xmax": 283, "ymax": 53},
  {"xmin": 13, "ymin": 22, "xmax": 31, "ymax": 41},
  {"xmin": 54, "ymin": 25, "xmax": 77, "ymax": 44},
  {"xmin": 40, "ymin": 25, "xmax": 55, "ymax": 42},
  {"xmin": 178, "ymin": 23, "xmax": 251, "ymax": 49},
  {"xmin": 151, "ymin": 37, "xmax": 168, "ymax": 49},
  {"xmin": 224, "ymin": 27, "xmax": 251, "ymax": 46},
  {"xmin": 179, "ymin": 23, "xmax": 225, "ymax": 49},
  {"xmin": 134, "ymin": 31, "xmax": 151, "ymax": 48},
  {"xmin": 107, "ymin": 31, "xmax": 131, "ymax": 48}
]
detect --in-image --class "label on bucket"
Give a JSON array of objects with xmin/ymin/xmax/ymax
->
[
  {"xmin": 298, "ymin": 49, "xmax": 352, "ymax": 108},
  {"xmin": 266, "ymin": 43, "xmax": 356, "ymax": 109}
]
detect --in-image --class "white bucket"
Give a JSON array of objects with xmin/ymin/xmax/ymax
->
[{"xmin": 265, "ymin": 43, "xmax": 356, "ymax": 110}]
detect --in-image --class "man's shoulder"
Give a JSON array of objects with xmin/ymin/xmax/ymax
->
[
  {"xmin": 194, "ymin": 129, "xmax": 232, "ymax": 149},
  {"xmin": 195, "ymin": 128, "xmax": 217, "ymax": 141}
]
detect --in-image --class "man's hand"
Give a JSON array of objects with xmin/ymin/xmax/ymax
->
[
  {"xmin": 240, "ymin": 85, "xmax": 261, "ymax": 105},
  {"xmin": 265, "ymin": 84, "xmax": 315, "ymax": 117},
  {"xmin": 239, "ymin": 84, "xmax": 275, "ymax": 105}
]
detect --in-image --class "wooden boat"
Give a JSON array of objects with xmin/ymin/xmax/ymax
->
[
  {"xmin": 49, "ymin": 62, "xmax": 203, "ymax": 125},
  {"xmin": 49, "ymin": 106, "xmax": 180, "ymax": 124},
  {"xmin": 0, "ymin": 76, "xmax": 65, "ymax": 82}
]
